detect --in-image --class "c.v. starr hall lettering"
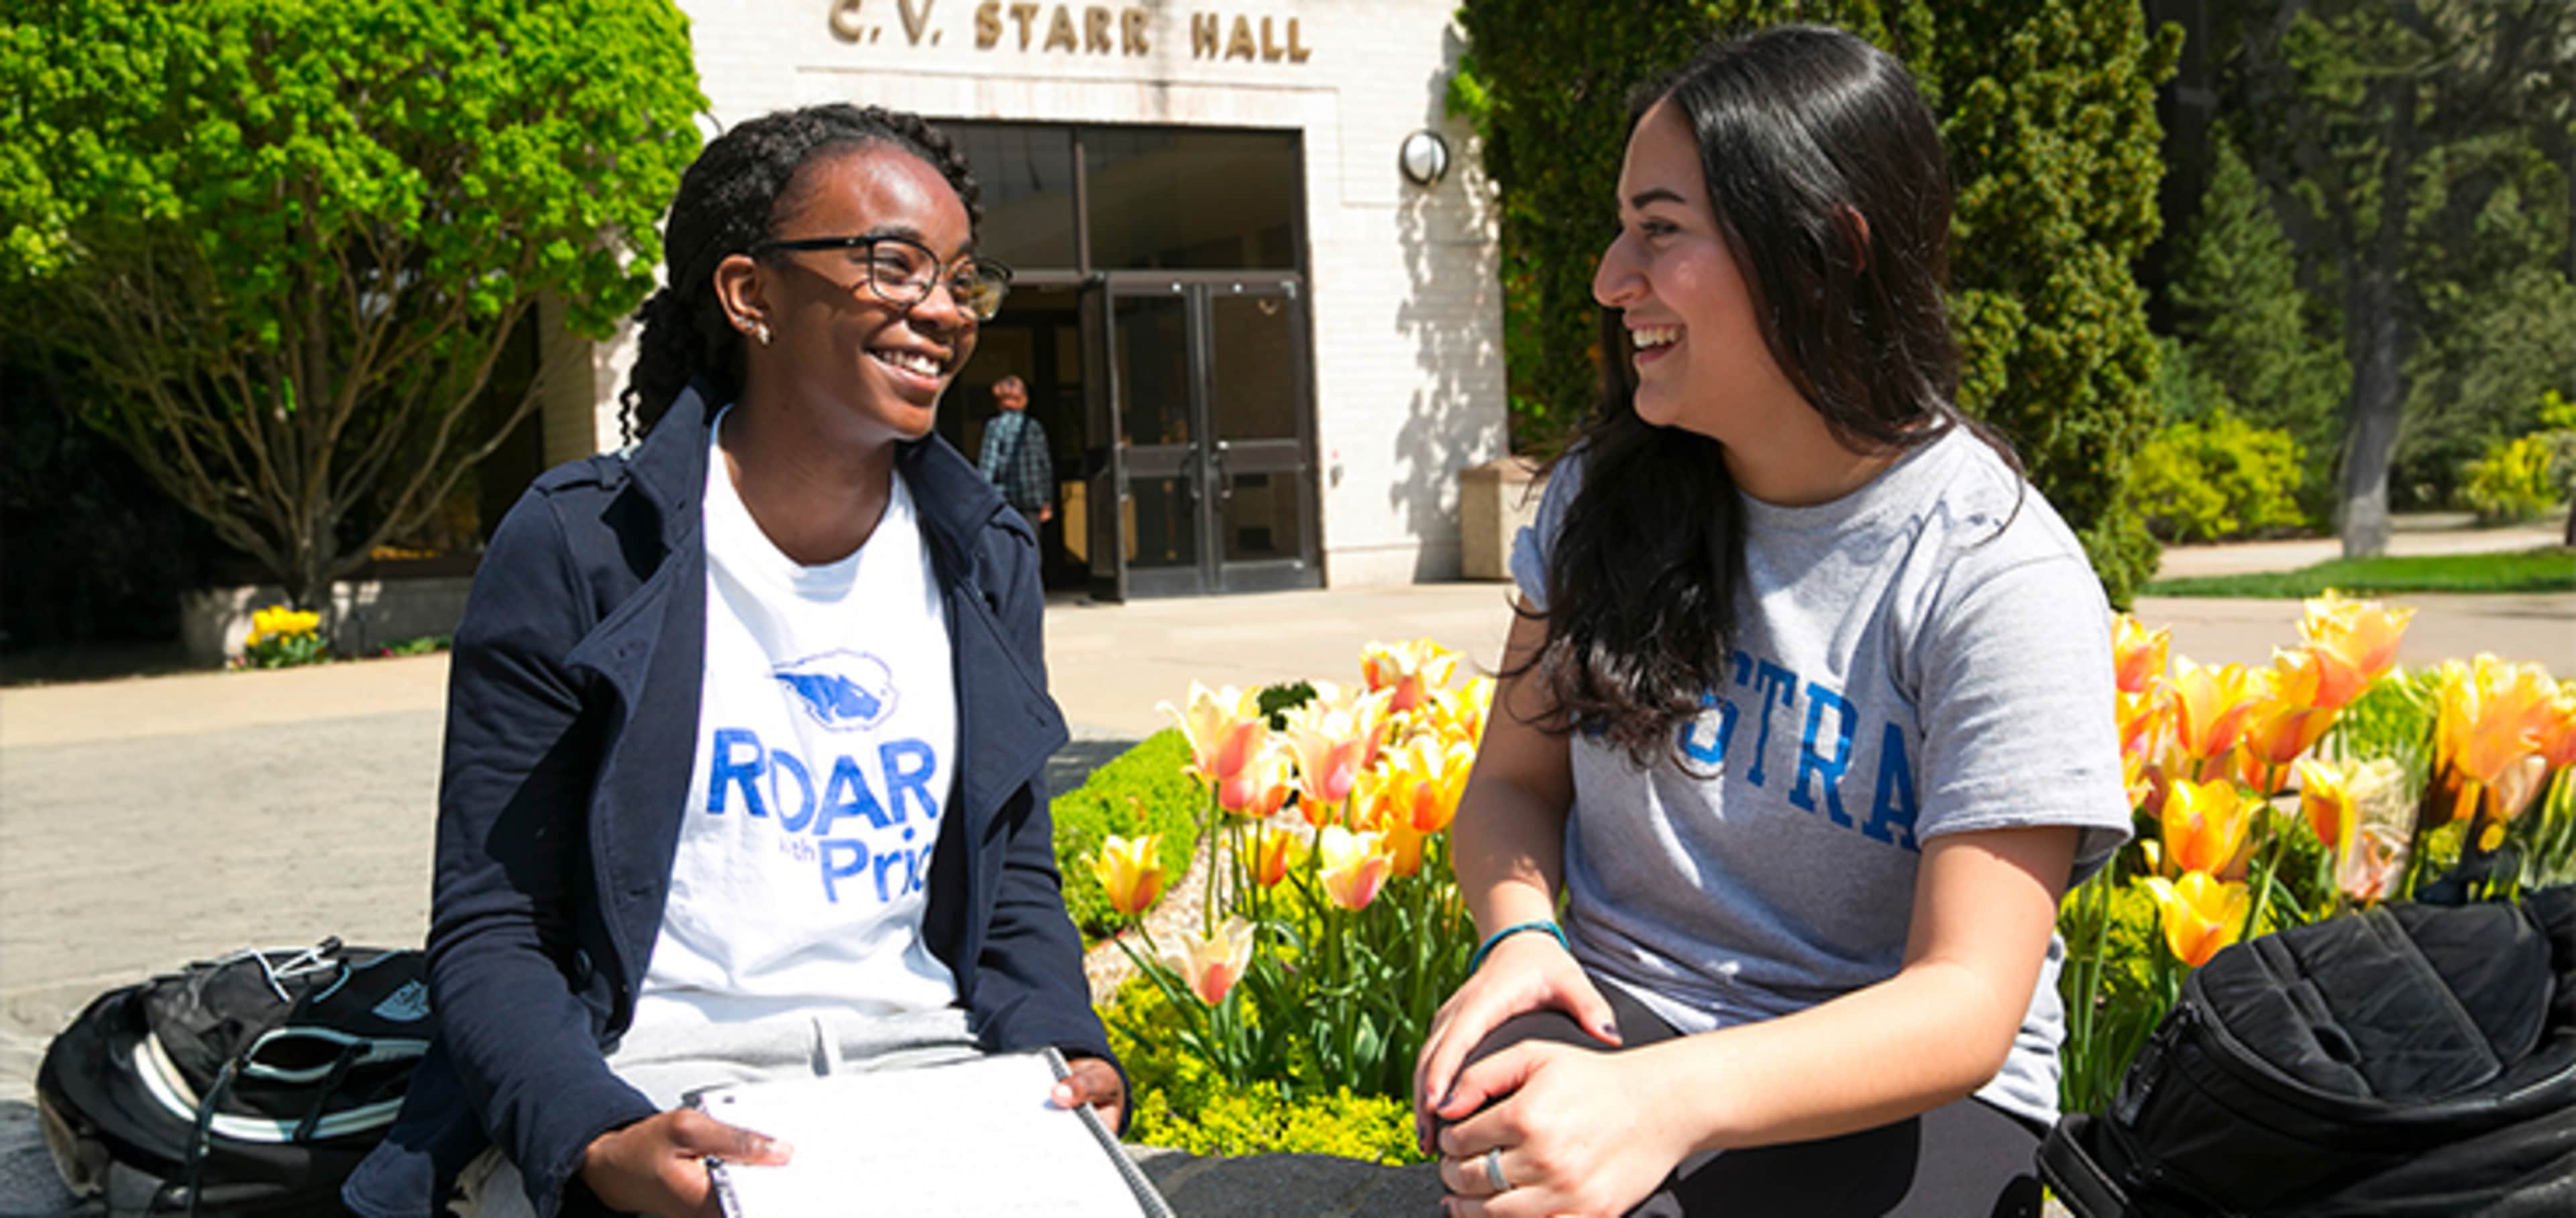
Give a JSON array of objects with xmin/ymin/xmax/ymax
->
[{"xmin": 828, "ymin": 0, "xmax": 1316, "ymax": 62}]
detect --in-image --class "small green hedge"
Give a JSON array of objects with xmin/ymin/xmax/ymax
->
[
  {"xmin": 1108, "ymin": 981, "xmax": 1421, "ymax": 1164},
  {"xmin": 1052, "ymin": 729, "xmax": 1205, "ymax": 944}
]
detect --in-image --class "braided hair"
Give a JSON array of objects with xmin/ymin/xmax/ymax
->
[{"xmin": 619, "ymin": 104, "xmax": 983, "ymax": 439}]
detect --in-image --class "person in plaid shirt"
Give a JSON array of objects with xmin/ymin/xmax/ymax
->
[{"xmin": 975, "ymin": 376, "xmax": 1054, "ymax": 528}]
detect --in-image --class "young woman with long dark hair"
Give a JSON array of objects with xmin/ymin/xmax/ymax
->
[
  {"xmin": 1411, "ymin": 27, "xmax": 2129, "ymax": 1218},
  {"xmin": 345, "ymin": 103, "xmax": 1119, "ymax": 1218}
]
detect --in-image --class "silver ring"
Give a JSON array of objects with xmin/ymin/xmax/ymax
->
[{"xmin": 1483, "ymin": 1146, "xmax": 1511, "ymax": 1193}]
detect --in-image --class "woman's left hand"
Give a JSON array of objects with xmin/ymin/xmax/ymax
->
[
  {"xmin": 1432, "ymin": 1042, "xmax": 1694, "ymax": 1218},
  {"xmin": 1049, "ymin": 1054, "xmax": 1126, "ymax": 1132}
]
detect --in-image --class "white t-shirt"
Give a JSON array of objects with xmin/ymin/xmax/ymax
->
[{"xmin": 631, "ymin": 410, "xmax": 960, "ymax": 1032}]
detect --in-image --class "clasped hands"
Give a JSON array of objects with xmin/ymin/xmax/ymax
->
[{"xmin": 1413, "ymin": 934, "xmax": 1695, "ymax": 1218}]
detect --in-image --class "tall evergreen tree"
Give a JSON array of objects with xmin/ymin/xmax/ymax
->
[
  {"xmin": 1453, "ymin": 0, "xmax": 2177, "ymax": 603},
  {"xmin": 2167, "ymin": 132, "xmax": 2347, "ymax": 522},
  {"xmin": 2229, "ymin": 0, "xmax": 2575, "ymax": 556}
]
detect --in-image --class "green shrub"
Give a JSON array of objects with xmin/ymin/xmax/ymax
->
[
  {"xmin": 2461, "ymin": 432, "xmax": 2569, "ymax": 524},
  {"xmin": 1053, "ymin": 730, "xmax": 1205, "ymax": 944},
  {"xmin": 1108, "ymin": 981, "xmax": 1421, "ymax": 1164},
  {"xmin": 2131, "ymin": 409, "xmax": 2306, "ymax": 543}
]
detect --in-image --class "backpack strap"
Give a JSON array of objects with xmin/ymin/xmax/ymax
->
[{"xmin": 2037, "ymin": 1114, "xmax": 2131, "ymax": 1217}]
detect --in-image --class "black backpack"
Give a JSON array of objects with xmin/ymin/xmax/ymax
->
[
  {"xmin": 2040, "ymin": 887, "xmax": 2576, "ymax": 1216},
  {"xmin": 34, "ymin": 940, "xmax": 430, "ymax": 1215}
]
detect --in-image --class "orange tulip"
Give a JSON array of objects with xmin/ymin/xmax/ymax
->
[
  {"xmin": 2159, "ymin": 777, "xmax": 2256, "ymax": 878},
  {"xmin": 2116, "ymin": 688, "xmax": 2174, "ymax": 768},
  {"xmin": 2112, "ymin": 613, "xmax": 2171, "ymax": 695},
  {"xmin": 1317, "ymin": 825, "xmax": 1393, "ymax": 911},
  {"xmin": 1157, "ymin": 681, "xmax": 1267, "ymax": 786},
  {"xmin": 2298, "ymin": 591, "xmax": 2414, "ymax": 710},
  {"xmin": 2167, "ymin": 657, "xmax": 2263, "ymax": 767},
  {"xmin": 1244, "ymin": 825, "xmax": 1305, "ymax": 888},
  {"xmin": 1163, "ymin": 916, "xmax": 1255, "ymax": 1006},
  {"xmin": 1090, "ymin": 833, "xmax": 1167, "ymax": 916},
  {"xmin": 2141, "ymin": 872, "xmax": 2251, "ymax": 968},
  {"xmin": 2540, "ymin": 683, "xmax": 2576, "ymax": 771},
  {"xmin": 1361, "ymin": 638, "xmax": 1461, "ymax": 714},
  {"xmin": 2233, "ymin": 651, "xmax": 2339, "ymax": 793}
]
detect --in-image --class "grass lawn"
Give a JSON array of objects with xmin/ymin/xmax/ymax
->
[{"xmin": 2143, "ymin": 547, "xmax": 2576, "ymax": 598}]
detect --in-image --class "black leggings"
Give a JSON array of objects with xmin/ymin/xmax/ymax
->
[{"xmin": 1449, "ymin": 981, "xmax": 2045, "ymax": 1217}]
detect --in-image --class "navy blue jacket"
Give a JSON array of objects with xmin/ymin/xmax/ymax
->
[{"xmin": 344, "ymin": 383, "xmax": 1112, "ymax": 1217}]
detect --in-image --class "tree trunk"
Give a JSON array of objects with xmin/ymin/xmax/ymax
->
[{"xmin": 2340, "ymin": 265, "xmax": 2406, "ymax": 559}]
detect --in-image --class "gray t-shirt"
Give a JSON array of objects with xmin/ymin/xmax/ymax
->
[{"xmin": 1510, "ymin": 427, "xmax": 2131, "ymax": 1129}]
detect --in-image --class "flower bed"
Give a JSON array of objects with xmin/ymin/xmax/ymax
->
[
  {"xmin": 2063, "ymin": 593, "xmax": 2575, "ymax": 1113},
  {"xmin": 1085, "ymin": 602, "xmax": 2576, "ymax": 1154}
]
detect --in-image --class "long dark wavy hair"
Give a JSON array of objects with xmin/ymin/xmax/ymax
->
[
  {"xmin": 1523, "ymin": 24, "xmax": 2021, "ymax": 767},
  {"xmin": 618, "ymin": 104, "xmax": 982, "ymax": 439}
]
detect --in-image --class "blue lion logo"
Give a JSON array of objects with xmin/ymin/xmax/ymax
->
[{"xmin": 773, "ymin": 651, "xmax": 898, "ymax": 732}]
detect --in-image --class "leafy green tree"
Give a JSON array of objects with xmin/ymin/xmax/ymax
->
[
  {"xmin": 1452, "ymin": 0, "xmax": 2178, "ymax": 604},
  {"xmin": 0, "ymin": 0, "xmax": 704, "ymax": 606},
  {"xmin": 2167, "ymin": 133, "xmax": 2345, "ymax": 523},
  {"xmin": 2226, "ymin": 0, "xmax": 2576, "ymax": 556}
]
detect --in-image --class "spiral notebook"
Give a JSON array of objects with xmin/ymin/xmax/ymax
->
[{"xmin": 690, "ymin": 1048, "xmax": 1173, "ymax": 1217}]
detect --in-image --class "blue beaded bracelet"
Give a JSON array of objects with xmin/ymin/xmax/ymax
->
[{"xmin": 1468, "ymin": 920, "xmax": 1569, "ymax": 973}]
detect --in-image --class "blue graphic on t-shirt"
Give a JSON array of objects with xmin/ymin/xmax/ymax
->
[
  {"xmin": 773, "ymin": 650, "xmax": 898, "ymax": 732},
  {"xmin": 1674, "ymin": 649, "xmax": 1922, "ymax": 852},
  {"xmin": 704, "ymin": 725, "xmax": 943, "ymax": 903}
]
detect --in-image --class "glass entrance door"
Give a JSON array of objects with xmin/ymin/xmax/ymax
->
[{"xmin": 1093, "ymin": 276, "xmax": 1318, "ymax": 598}]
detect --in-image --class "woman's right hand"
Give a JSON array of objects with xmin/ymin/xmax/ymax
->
[
  {"xmin": 578, "ymin": 1108, "xmax": 792, "ymax": 1218},
  {"xmin": 1411, "ymin": 930, "xmax": 1622, "ymax": 1155}
]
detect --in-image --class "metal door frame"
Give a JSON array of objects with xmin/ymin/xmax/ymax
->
[{"xmin": 1087, "ymin": 273, "xmax": 1318, "ymax": 599}]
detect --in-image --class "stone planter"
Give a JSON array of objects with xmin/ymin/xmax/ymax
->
[
  {"xmin": 1457, "ymin": 456, "xmax": 1547, "ymax": 582},
  {"xmin": 180, "ymin": 573, "xmax": 476, "ymax": 667}
]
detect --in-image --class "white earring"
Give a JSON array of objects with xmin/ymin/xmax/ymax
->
[{"xmin": 752, "ymin": 321, "xmax": 772, "ymax": 347}]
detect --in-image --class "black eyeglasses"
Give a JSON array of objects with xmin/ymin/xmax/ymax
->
[{"xmin": 751, "ymin": 233, "xmax": 1012, "ymax": 322}]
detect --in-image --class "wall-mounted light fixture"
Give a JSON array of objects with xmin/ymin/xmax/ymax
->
[{"xmin": 1398, "ymin": 130, "xmax": 1451, "ymax": 188}]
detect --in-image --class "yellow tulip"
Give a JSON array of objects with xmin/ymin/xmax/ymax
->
[
  {"xmin": 1383, "ymin": 734, "xmax": 1474, "ymax": 834},
  {"xmin": 2159, "ymin": 777, "xmax": 2255, "ymax": 878},
  {"xmin": 1245, "ymin": 825, "xmax": 1305, "ymax": 888},
  {"xmin": 2166, "ymin": 657, "xmax": 2263, "ymax": 767},
  {"xmin": 2233, "ymin": 651, "xmax": 2338, "ymax": 793},
  {"xmin": 2298, "ymin": 591, "xmax": 2414, "ymax": 710},
  {"xmin": 1436, "ymin": 675, "xmax": 1496, "ymax": 748},
  {"xmin": 1361, "ymin": 638, "xmax": 1462, "ymax": 714},
  {"xmin": 2431, "ymin": 656, "xmax": 2560, "ymax": 826},
  {"xmin": 1217, "ymin": 740, "xmax": 1295, "ymax": 819},
  {"xmin": 1090, "ymin": 833, "xmax": 1166, "ymax": 916},
  {"xmin": 1317, "ymin": 825, "xmax": 1393, "ymax": 911},
  {"xmin": 1157, "ymin": 681, "xmax": 1267, "ymax": 787},
  {"xmin": 2112, "ymin": 614, "xmax": 2170, "ymax": 696},
  {"xmin": 2141, "ymin": 872, "xmax": 2251, "ymax": 968},
  {"xmin": 246, "ymin": 604, "xmax": 320, "ymax": 648},
  {"xmin": 1162, "ymin": 916, "xmax": 1255, "ymax": 1006}
]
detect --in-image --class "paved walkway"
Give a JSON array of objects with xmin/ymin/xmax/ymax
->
[{"xmin": 0, "ymin": 524, "xmax": 2565, "ymax": 1212}]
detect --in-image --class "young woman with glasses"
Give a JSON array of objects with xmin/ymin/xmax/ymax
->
[
  {"xmin": 1410, "ymin": 26, "xmax": 2131, "ymax": 1218},
  {"xmin": 344, "ymin": 103, "xmax": 1117, "ymax": 1218}
]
